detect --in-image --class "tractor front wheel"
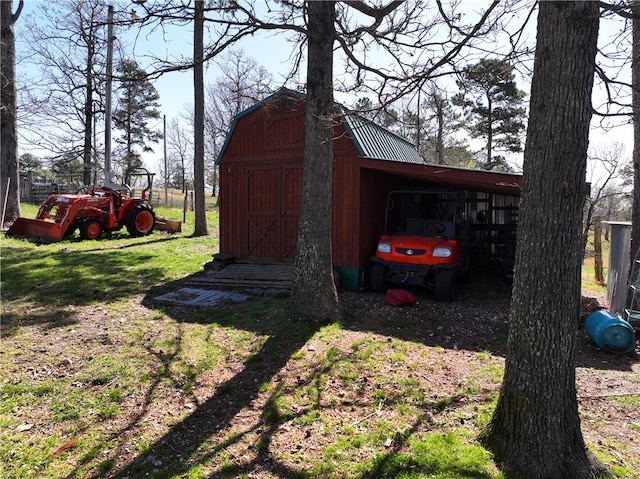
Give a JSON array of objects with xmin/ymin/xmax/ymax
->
[
  {"xmin": 126, "ymin": 204, "xmax": 155, "ymax": 237},
  {"xmin": 80, "ymin": 219, "xmax": 102, "ymax": 240}
]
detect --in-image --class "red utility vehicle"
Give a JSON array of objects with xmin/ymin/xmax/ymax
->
[
  {"xmin": 7, "ymin": 168, "xmax": 156, "ymax": 243},
  {"xmin": 369, "ymin": 188, "xmax": 470, "ymax": 301}
]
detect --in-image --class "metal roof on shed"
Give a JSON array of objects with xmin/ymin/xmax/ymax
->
[
  {"xmin": 215, "ymin": 88, "xmax": 423, "ymax": 165},
  {"xmin": 340, "ymin": 112, "xmax": 424, "ymax": 164}
]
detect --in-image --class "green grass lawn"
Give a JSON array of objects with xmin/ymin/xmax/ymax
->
[
  {"xmin": 582, "ymin": 229, "xmax": 610, "ymax": 297},
  {"xmin": 3, "ymin": 203, "xmax": 218, "ymax": 306},
  {"xmin": 1, "ymin": 204, "xmax": 635, "ymax": 479}
]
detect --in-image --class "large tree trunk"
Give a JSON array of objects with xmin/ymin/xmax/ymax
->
[
  {"xmin": 479, "ymin": 2, "xmax": 610, "ymax": 478},
  {"xmin": 290, "ymin": 1, "xmax": 341, "ymax": 322},
  {"xmin": 192, "ymin": 0, "xmax": 207, "ymax": 236},
  {"xmin": 631, "ymin": 2, "xmax": 640, "ymax": 272},
  {"xmin": 0, "ymin": 0, "xmax": 22, "ymax": 228}
]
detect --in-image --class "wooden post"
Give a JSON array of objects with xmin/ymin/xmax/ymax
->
[
  {"xmin": 1, "ymin": 177, "xmax": 10, "ymax": 228},
  {"xmin": 594, "ymin": 216, "xmax": 604, "ymax": 285},
  {"xmin": 27, "ymin": 171, "xmax": 34, "ymax": 203}
]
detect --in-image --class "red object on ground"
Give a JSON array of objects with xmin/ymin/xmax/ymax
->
[{"xmin": 385, "ymin": 289, "xmax": 416, "ymax": 307}]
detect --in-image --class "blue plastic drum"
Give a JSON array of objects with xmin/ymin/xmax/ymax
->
[{"xmin": 585, "ymin": 310, "xmax": 637, "ymax": 354}]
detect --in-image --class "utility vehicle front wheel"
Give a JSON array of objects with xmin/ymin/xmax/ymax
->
[
  {"xmin": 434, "ymin": 269, "xmax": 457, "ymax": 301},
  {"xmin": 369, "ymin": 262, "xmax": 388, "ymax": 293}
]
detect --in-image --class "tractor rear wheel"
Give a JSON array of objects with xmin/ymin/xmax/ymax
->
[
  {"xmin": 126, "ymin": 204, "xmax": 155, "ymax": 237},
  {"xmin": 80, "ymin": 219, "xmax": 102, "ymax": 240}
]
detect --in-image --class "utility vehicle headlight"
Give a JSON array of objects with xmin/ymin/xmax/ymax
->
[
  {"xmin": 377, "ymin": 241, "xmax": 391, "ymax": 254},
  {"xmin": 433, "ymin": 247, "xmax": 452, "ymax": 258}
]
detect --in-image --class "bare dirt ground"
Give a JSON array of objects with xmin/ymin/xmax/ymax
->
[
  {"xmin": 342, "ymin": 277, "xmax": 640, "ymax": 471},
  {"xmin": 3, "ymin": 272, "xmax": 640, "ymax": 478}
]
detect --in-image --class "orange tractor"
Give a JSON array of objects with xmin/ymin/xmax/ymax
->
[{"xmin": 7, "ymin": 168, "xmax": 156, "ymax": 243}]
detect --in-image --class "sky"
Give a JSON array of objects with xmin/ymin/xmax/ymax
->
[
  {"xmin": 16, "ymin": 1, "xmax": 300, "ymax": 121},
  {"xmin": 13, "ymin": 0, "xmax": 635, "ymax": 183},
  {"xmin": 122, "ymin": 5, "xmax": 302, "ymax": 121},
  {"xmin": 15, "ymin": 0, "xmax": 305, "ymax": 171}
]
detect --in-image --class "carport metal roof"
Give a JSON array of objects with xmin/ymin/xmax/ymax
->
[
  {"xmin": 360, "ymin": 158, "xmax": 522, "ymax": 196},
  {"xmin": 340, "ymin": 108, "xmax": 521, "ymax": 196}
]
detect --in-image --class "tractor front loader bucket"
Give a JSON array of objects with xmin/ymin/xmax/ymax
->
[{"xmin": 6, "ymin": 217, "xmax": 66, "ymax": 243}]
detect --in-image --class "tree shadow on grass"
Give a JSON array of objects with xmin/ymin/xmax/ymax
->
[
  {"xmin": 1, "ymin": 244, "xmax": 166, "ymax": 306},
  {"xmin": 352, "ymin": 416, "xmax": 500, "ymax": 479},
  {"xmin": 89, "ymin": 296, "xmax": 324, "ymax": 479},
  {"xmin": 91, "ymin": 289, "xmax": 501, "ymax": 479},
  {"xmin": 0, "ymin": 309, "xmax": 80, "ymax": 338},
  {"xmin": 71, "ymin": 233, "xmax": 185, "ymax": 252},
  {"xmin": 62, "ymin": 269, "xmax": 636, "ymax": 479}
]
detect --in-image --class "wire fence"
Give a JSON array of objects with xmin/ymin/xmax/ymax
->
[{"xmin": 18, "ymin": 174, "xmax": 213, "ymax": 210}]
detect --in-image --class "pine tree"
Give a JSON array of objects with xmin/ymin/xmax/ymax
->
[
  {"xmin": 454, "ymin": 58, "xmax": 526, "ymax": 171},
  {"xmin": 113, "ymin": 59, "xmax": 162, "ymax": 174},
  {"xmin": 19, "ymin": 153, "xmax": 46, "ymax": 178}
]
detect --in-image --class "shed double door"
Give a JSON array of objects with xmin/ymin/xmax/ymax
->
[{"xmin": 244, "ymin": 163, "xmax": 301, "ymax": 261}]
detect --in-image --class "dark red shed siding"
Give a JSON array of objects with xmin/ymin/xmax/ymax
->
[
  {"xmin": 219, "ymin": 93, "xmax": 365, "ymax": 269},
  {"xmin": 219, "ymin": 97, "xmax": 306, "ymax": 262}
]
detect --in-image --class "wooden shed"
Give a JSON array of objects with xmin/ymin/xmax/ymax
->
[{"xmin": 216, "ymin": 88, "xmax": 522, "ymax": 291}]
